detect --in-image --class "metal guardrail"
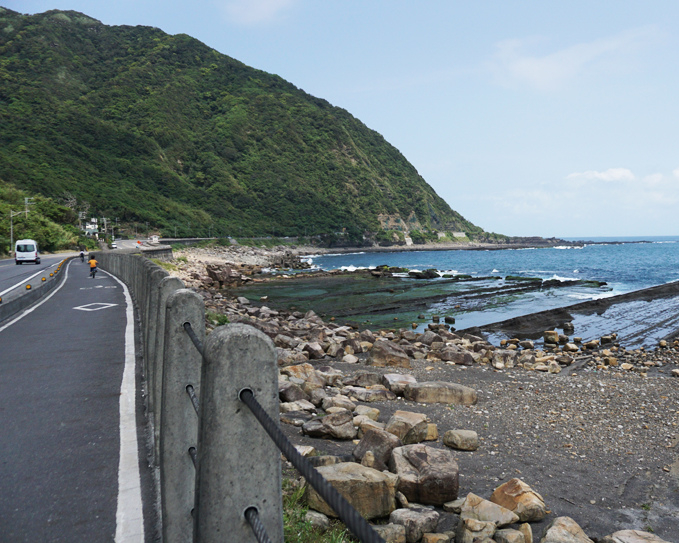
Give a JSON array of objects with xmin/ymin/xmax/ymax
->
[{"xmin": 94, "ymin": 252, "xmax": 385, "ymax": 543}]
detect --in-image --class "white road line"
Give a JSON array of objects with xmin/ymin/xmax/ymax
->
[
  {"xmin": 0, "ymin": 261, "xmax": 70, "ymax": 333},
  {"xmin": 0, "ymin": 261, "xmax": 59, "ymax": 297},
  {"xmin": 106, "ymin": 269, "xmax": 145, "ymax": 543}
]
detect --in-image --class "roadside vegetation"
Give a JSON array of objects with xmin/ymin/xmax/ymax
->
[
  {"xmin": 0, "ymin": 178, "xmax": 95, "ymax": 255},
  {"xmin": 282, "ymin": 478, "xmax": 356, "ymax": 543}
]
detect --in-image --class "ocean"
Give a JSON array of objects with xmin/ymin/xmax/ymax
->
[{"xmin": 297, "ymin": 236, "xmax": 679, "ymax": 348}]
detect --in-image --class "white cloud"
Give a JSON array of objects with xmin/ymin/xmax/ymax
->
[
  {"xmin": 218, "ymin": 0, "xmax": 298, "ymax": 25},
  {"xmin": 673, "ymin": 168, "xmax": 679, "ymax": 179},
  {"xmin": 489, "ymin": 27, "xmax": 657, "ymax": 91},
  {"xmin": 566, "ymin": 168, "xmax": 635, "ymax": 183}
]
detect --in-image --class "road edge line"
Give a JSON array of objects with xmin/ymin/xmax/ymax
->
[{"xmin": 107, "ymin": 270, "xmax": 145, "ymax": 543}]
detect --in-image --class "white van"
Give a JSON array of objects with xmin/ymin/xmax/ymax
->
[{"xmin": 15, "ymin": 239, "xmax": 40, "ymax": 265}]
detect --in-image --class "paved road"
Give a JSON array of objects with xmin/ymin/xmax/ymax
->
[
  {"xmin": 0, "ymin": 259, "xmax": 149, "ymax": 542},
  {"xmin": 0, "ymin": 253, "xmax": 74, "ymax": 301}
]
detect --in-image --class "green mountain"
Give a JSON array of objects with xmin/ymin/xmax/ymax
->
[{"xmin": 0, "ymin": 7, "xmax": 488, "ymax": 242}]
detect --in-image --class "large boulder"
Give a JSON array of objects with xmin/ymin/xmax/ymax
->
[
  {"xmin": 389, "ymin": 444, "xmax": 459, "ymax": 505},
  {"xmin": 343, "ymin": 370, "xmax": 382, "ymax": 387},
  {"xmin": 278, "ymin": 381, "xmax": 309, "ymax": 403},
  {"xmin": 459, "ymin": 492, "xmax": 519, "ymax": 527},
  {"xmin": 369, "ymin": 340, "xmax": 412, "ymax": 368},
  {"xmin": 305, "ymin": 462, "xmax": 398, "ymax": 520},
  {"xmin": 302, "ymin": 410, "xmax": 358, "ymax": 440},
  {"xmin": 344, "ymin": 385, "xmax": 397, "ymax": 402},
  {"xmin": 600, "ymin": 531, "xmax": 672, "ymax": 543},
  {"xmin": 281, "ymin": 363, "xmax": 320, "ymax": 381},
  {"xmin": 321, "ymin": 395, "xmax": 356, "ymax": 412},
  {"xmin": 490, "ymin": 479, "xmax": 547, "ymax": 522},
  {"xmin": 385, "ymin": 410, "xmax": 429, "ymax": 444},
  {"xmin": 389, "ymin": 505, "xmax": 440, "ymax": 543},
  {"xmin": 439, "ymin": 347, "xmax": 475, "ymax": 366},
  {"xmin": 382, "ymin": 373, "xmax": 418, "ymax": 395},
  {"xmin": 443, "ymin": 429, "xmax": 479, "ymax": 451},
  {"xmin": 539, "ymin": 517, "xmax": 593, "ymax": 543},
  {"xmin": 373, "ymin": 523, "xmax": 407, "ymax": 543},
  {"xmin": 353, "ymin": 428, "xmax": 403, "ymax": 468},
  {"xmin": 456, "ymin": 517, "xmax": 496, "ymax": 543},
  {"xmin": 403, "ymin": 381, "xmax": 477, "ymax": 405}
]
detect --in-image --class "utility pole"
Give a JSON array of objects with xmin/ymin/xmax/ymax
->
[
  {"xmin": 9, "ymin": 208, "xmax": 24, "ymax": 257},
  {"xmin": 145, "ymin": 221, "xmax": 149, "ymax": 239}
]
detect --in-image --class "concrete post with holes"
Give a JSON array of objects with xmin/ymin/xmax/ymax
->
[
  {"xmin": 151, "ymin": 275, "xmax": 184, "ymax": 463},
  {"xmin": 160, "ymin": 289, "xmax": 206, "ymax": 543},
  {"xmin": 194, "ymin": 323, "xmax": 283, "ymax": 543},
  {"xmin": 145, "ymin": 267, "xmax": 169, "ymax": 393}
]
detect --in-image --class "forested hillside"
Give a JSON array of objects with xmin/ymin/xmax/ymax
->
[{"xmin": 0, "ymin": 7, "xmax": 487, "ymax": 242}]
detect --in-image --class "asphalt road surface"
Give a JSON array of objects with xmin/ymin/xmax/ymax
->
[
  {"xmin": 0, "ymin": 253, "xmax": 74, "ymax": 301},
  {"xmin": 0, "ymin": 258, "xmax": 149, "ymax": 542}
]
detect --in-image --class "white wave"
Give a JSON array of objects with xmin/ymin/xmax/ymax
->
[
  {"xmin": 553, "ymin": 245, "xmax": 583, "ymax": 250},
  {"xmin": 340, "ymin": 265, "xmax": 369, "ymax": 272},
  {"xmin": 549, "ymin": 274, "xmax": 578, "ymax": 282},
  {"xmin": 573, "ymin": 269, "xmax": 579, "ymax": 273}
]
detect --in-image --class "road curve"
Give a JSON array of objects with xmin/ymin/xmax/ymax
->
[{"xmin": 0, "ymin": 258, "xmax": 151, "ymax": 542}]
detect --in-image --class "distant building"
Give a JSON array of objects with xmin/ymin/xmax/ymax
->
[
  {"xmin": 452, "ymin": 232, "xmax": 466, "ymax": 238},
  {"xmin": 84, "ymin": 218, "xmax": 98, "ymax": 236}
]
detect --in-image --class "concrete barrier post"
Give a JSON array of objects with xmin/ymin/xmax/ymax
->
[
  {"xmin": 194, "ymin": 324, "xmax": 283, "ymax": 543},
  {"xmin": 160, "ymin": 289, "xmax": 205, "ymax": 543},
  {"xmin": 151, "ymin": 276, "xmax": 185, "ymax": 464},
  {"xmin": 145, "ymin": 268, "xmax": 169, "ymax": 390}
]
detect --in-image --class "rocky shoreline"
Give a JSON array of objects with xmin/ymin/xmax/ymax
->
[{"xmin": 166, "ymin": 245, "xmax": 679, "ymax": 542}]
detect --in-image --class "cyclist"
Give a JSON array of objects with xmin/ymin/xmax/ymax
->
[
  {"xmin": 88, "ymin": 256, "xmax": 98, "ymax": 278},
  {"xmin": 80, "ymin": 250, "xmax": 85, "ymax": 263}
]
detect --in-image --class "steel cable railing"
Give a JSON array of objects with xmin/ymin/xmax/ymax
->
[
  {"xmin": 239, "ymin": 388, "xmax": 386, "ymax": 543},
  {"xmin": 183, "ymin": 321, "xmax": 205, "ymax": 357},
  {"xmin": 181, "ymin": 322, "xmax": 384, "ymax": 542},
  {"xmin": 186, "ymin": 384, "xmax": 200, "ymax": 416},
  {"xmin": 244, "ymin": 507, "xmax": 273, "ymax": 543}
]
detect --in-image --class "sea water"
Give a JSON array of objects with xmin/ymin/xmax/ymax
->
[{"xmin": 302, "ymin": 236, "xmax": 679, "ymax": 347}]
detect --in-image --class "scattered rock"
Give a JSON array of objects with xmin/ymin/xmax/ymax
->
[
  {"xmin": 389, "ymin": 444, "xmax": 459, "ymax": 505},
  {"xmin": 389, "ymin": 505, "xmax": 440, "ymax": 543},
  {"xmin": 539, "ymin": 516, "xmax": 593, "ymax": 543},
  {"xmin": 443, "ymin": 429, "xmax": 479, "ymax": 451},
  {"xmin": 302, "ymin": 410, "xmax": 358, "ymax": 440},
  {"xmin": 306, "ymin": 462, "xmax": 398, "ymax": 520},
  {"xmin": 490, "ymin": 478, "xmax": 547, "ymax": 522},
  {"xmin": 403, "ymin": 381, "xmax": 478, "ymax": 405}
]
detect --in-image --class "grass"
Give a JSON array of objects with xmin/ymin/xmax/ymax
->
[
  {"xmin": 151, "ymin": 258, "xmax": 178, "ymax": 271},
  {"xmin": 282, "ymin": 479, "xmax": 356, "ymax": 543},
  {"xmin": 206, "ymin": 311, "xmax": 230, "ymax": 326}
]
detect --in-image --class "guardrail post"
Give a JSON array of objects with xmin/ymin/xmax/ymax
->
[
  {"xmin": 194, "ymin": 323, "xmax": 283, "ymax": 542},
  {"xmin": 145, "ymin": 268, "xmax": 169, "ymax": 408},
  {"xmin": 151, "ymin": 276, "xmax": 185, "ymax": 463},
  {"xmin": 160, "ymin": 289, "xmax": 205, "ymax": 543}
]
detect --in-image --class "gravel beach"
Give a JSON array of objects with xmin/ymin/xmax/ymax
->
[{"xmin": 168, "ymin": 244, "xmax": 679, "ymax": 541}]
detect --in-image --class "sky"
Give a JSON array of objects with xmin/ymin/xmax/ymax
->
[{"xmin": 4, "ymin": 1, "xmax": 679, "ymax": 238}]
